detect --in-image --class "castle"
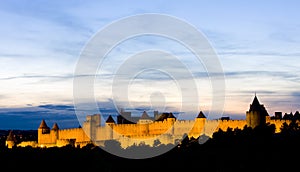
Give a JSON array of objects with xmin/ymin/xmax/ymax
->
[{"xmin": 8, "ymin": 95, "xmax": 299, "ymax": 148}]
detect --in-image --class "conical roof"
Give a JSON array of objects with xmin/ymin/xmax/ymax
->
[
  {"xmin": 6, "ymin": 130, "xmax": 15, "ymax": 141},
  {"xmin": 167, "ymin": 112, "xmax": 176, "ymax": 118},
  {"xmin": 155, "ymin": 113, "xmax": 169, "ymax": 121},
  {"xmin": 140, "ymin": 111, "xmax": 151, "ymax": 119},
  {"xmin": 248, "ymin": 94, "xmax": 269, "ymax": 116},
  {"xmin": 52, "ymin": 123, "xmax": 59, "ymax": 130},
  {"xmin": 249, "ymin": 95, "xmax": 261, "ymax": 112},
  {"xmin": 106, "ymin": 115, "xmax": 115, "ymax": 123},
  {"xmin": 197, "ymin": 111, "xmax": 206, "ymax": 118},
  {"xmin": 39, "ymin": 119, "xmax": 49, "ymax": 129}
]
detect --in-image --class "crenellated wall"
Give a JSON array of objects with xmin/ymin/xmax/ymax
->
[
  {"xmin": 267, "ymin": 119, "xmax": 300, "ymax": 133},
  {"xmin": 35, "ymin": 115, "xmax": 298, "ymax": 148},
  {"xmin": 58, "ymin": 128, "xmax": 90, "ymax": 143}
]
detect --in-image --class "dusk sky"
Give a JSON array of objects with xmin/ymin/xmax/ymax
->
[{"xmin": 1, "ymin": 0, "xmax": 300, "ymax": 129}]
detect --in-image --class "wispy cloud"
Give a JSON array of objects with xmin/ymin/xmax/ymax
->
[
  {"xmin": 1, "ymin": 1, "xmax": 300, "ymax": 128},
  {"xmin": 38, "ymin": 104, "xmax": 75, "ymax": 111},
  {"xmin": 224, "ymin": 71, "xmax": 300, "ymax": 81},
  {"xmin": 0, "ymin": 105, "xmax": 79, "ymax": 129},
  {"xmin": 0, "ymin": 74, "xmax": 74, "ymax": 81}
]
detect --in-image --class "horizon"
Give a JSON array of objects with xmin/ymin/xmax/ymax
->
[
  {"xmin": 0, "ymin": 95, "xmax": 296, "ymax": 130},
  {"xmin": 1, "ymin": 1, "xmax": 300, "ymax": 129}
]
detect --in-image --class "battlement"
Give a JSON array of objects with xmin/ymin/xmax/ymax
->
[
  {"xmin": 30, "ymin": 95, "xmax": 300, "ymax": 148},
  {"xmin": 59, "ymin": 127, "xmax": 83, "ymax": 132},
  {"xmin": 25, "ymin": 116, "xmax": 295, "ymax": 149},
  {"xmin": 11, "ymin": 94, "xmax": 300, "ymax": 150}
]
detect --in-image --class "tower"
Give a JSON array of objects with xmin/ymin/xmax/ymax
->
[
  {"xmin": 38, "ymin": 119, "xmax": 50, "ymax": 134},
  {"xmin": 5, "ymin": 130, "xmax": 16, "ymax": 148},
  {"xmin": 105, "ymin": 115, "xmax": 115, "ymax": 140},
  {"xmin": 195, "ymin": 111, "xmax": 206, "ymax": 124},
  {"xmin": 38, "ymin": 119, "xmax": 50, "ymax": 145},
  {"xmin": 105, "ymin": 115, "xmax": 116, "ymax": 126},
  {"xmin": 246, "ymin": 94, "xmax": 269, "ymax": 128},
  {"xmin": 82, "ymin": 114, "xmax": 101, "ymax": 142},
  {"xmin": 138, "ymin": 111, "xmax": 153, "ymax": 124},
  {"xmin": 51, "ymin": 123, "xmax": 59, "ymax": 143}
]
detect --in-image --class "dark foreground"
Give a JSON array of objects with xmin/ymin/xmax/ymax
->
[{"xmin": 1, "ymin": 123, "xmax": 300, "ymax": 172}]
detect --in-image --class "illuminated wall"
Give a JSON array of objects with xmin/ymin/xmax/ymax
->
[{"xmin": 29, "ymin": 115, "xmax": 300, "ymax": 148}]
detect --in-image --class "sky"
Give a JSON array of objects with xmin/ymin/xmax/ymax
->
[{"xmin": 0, "ymin": 0, "xmax": 300, "ymax": 129}]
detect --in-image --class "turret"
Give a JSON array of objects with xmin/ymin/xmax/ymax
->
[
  {"xmin": 5, "ymin": 130, "xmax": 16, "ymax": 148},
  {"xmin": 82, "ymin": 114, "xmax": 101, "ymax": 141},
  {"xmin": 105, "ymin": 115, "xmax": 115, "ymax": 126},
  {"xmin": 51, "ymin": 123, "xmax": 59, "ymax": 143},
  {"xmin": 38, "ymin": 119, "xmax": 50, "ymax": 145},
  {"xmin": 105, "ymin": 115, "xmax": 115, "ymax": 140},
  {"xmin": 38, "ymin": 119, "xmax": 50, "ymax": 134},
  {"xmin": 196, "ymin": 111, "xmax": 206, "ymax": 119},
  {"xmin": 195, "ymin": 111, "xmax": 206, "ymax": 123},
  {"xmin": 246, "ymin": 94, "xmax": 269, "ymax": 128},
  {"xmin": 52, "ymin": 123, "xmax": 59, "ymax": 130},
  {"xmin": 138, "ymin": 111, "xmax": 153, "ymax": 124},
  {"xmin": 167, "ymin": 112, "xmax": 176, "ymax": 122}
]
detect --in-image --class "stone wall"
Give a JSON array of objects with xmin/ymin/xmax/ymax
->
[{"xmin": 36, "ymin": 116, "xmax": 299, "ymax": 148}]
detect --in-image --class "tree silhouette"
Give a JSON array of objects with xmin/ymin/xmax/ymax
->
[
  {"xmin": 153, "ymin": 139, "xmax": 161, "ymax": 147},
  {"xmin": 280, "ymin": 120, "xmax": 300, "ymax": 137}
]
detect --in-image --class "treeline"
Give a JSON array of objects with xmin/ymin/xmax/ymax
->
[{"xmin": 1, "ymin": 122, "xmax": 300, "ymax": 172}]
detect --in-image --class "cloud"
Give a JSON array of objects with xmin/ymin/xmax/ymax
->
[
  {"xmin": 0, "ymin": 100, "xmax": 170, "ymax": 129},
  {"xmin": 229, "ymin": 90, "xmax": 277, "ymax": 95},
  {"xmin": 224, "ymin": 70, "xmax": 300, "ymax": 82},
  {"xmin": 0, "ymin": 105, "xmax": 80, "ymax": 129},
  {"xmin": 0, "ymin": 95, "xmax": 6, "ymax": 99},
  {"xmin": 0, "ymin": 1, "xmax": 300, "ymax": 124},
  {"xmin": 38, "ymin": 104, "xmax": 75, "ymax": 111},
  {"xmin": 220, "ymin": 50, "xmax": 300, "ymax": 57},
  {"xmin": 0, "ymin": 74, "xmax": 74, "ymax": 81}
]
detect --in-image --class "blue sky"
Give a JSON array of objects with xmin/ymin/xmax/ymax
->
[{"xmin": 0, "ymin": 0, "xmax": 300, "ymax": 129}]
